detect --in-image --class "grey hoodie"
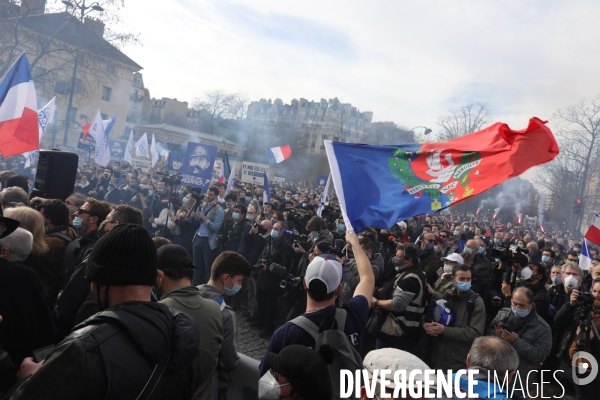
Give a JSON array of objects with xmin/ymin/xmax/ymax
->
[{"xmin": 339, "ymin": 253, "xmax": 384, "ymax": 307}]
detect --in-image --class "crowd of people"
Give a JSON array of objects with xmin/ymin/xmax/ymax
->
[{"xmin": 0, "ymin": 158, "xmax": 599, "ymax": 399}]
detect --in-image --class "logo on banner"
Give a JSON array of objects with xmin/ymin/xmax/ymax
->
[
  {"xmin": 180, "ymin": 143, "xmax": 218, "ymax": 190},
  {"xmin": 389, "ymin": 149, "xmax": 481, "ymax": 211}
]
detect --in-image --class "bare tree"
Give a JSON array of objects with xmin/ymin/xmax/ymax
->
[
  {"xmin": 228, "ymin": 91, "xmax": 249, "ymax": 120},
  {"xmin": 436, "ymin": 103, "xmax": 493, "ymax": 141},
  {"xmin": 537, "ymin": 96, "xmax": 600, "ymax": 232}
]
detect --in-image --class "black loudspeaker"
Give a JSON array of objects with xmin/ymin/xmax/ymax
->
[{"xmin": 31, "ymin": 150, "xmax": 79, "ymax": 201}]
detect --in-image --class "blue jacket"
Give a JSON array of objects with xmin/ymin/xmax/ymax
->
[{"xmin": 191, "ymin": 204, "xmax": 225, "ymax": 250}]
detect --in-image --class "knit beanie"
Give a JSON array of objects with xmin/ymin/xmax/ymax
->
[
  {"xmin": 266, "ymin": 344, "xmax": 333, "ymax": 400},
  {"xmin": 85, "ymin": 224, "xmax": 157, "ymax": 286}
]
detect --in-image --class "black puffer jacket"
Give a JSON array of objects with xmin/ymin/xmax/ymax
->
[{"xmin": 10, "ymin": 302, "xmax": 201, "ymax": 400}]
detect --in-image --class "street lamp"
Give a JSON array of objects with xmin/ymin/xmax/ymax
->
[
  {"xmin": 62, "ymin": 0, "xmax": 104, "ymax": 146},
  {"xmin": 407, "ymin": 126, "xmax": 432, "ymax": 135}
]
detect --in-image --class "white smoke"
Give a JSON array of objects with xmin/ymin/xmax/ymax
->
[{"xmin": 538, "ymin": 193, "xmax": 547, "ymax": 227}]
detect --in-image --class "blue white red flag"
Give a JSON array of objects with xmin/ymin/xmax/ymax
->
[
  {"xmin": 325, "ymin": 117, "xmax": 559, "ymax": 232},
  {"xmin": 82, "ymin": 112, "xmax": 116, "ymax": 141},
  {"xmin": 87, "ymin": 109, "xmax": 111, "ymax": 167},
  {"xmin": 266, "ymin": 145, "xmax": 292, "ymax": 164},
  {"xmin": 24, "ymin": 96, "xmax": 56, "ymax": 167},
  {"xmin": 0, "ymin": 53, "xmax": 38, "ymax": 157},
  {"xmin": 580, "ymin": 239, "xmax": 593, "ymax": 272},
  {"xmin": 584, "ymin": 212, "xmax": 600, "ymax": 247},
  {"xmin": 226, "ymin": 161, "xmax": 237, "ymax": 194}
]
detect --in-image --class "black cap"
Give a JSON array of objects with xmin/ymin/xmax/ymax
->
[
  {"xmin": 85, "ymin": 224, "xmax": 157, "ymax": 286},
  {"xmin": 157, "ymin": 244, "xmax": 196, "ymax": 270},
  {"xmin": 263, "ymin": 202, "xmax": 274, "ymax": 208},
  {"xmin": 302, "ymin": 204, "xmax": 315, "ymax": 211},
  {"xmin": 266, "ymin": 345, "xmax": 333, "ymax": 400}
]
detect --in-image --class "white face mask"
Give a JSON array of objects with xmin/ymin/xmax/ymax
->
[
  {"xmin": 551, "ymin": 275, "xmax": 562, "ymax": 285},
  {"xmin": 443, "ymin": 264, "xmax": 454, "ymax": 275},
  {"xmin": 258, "ymin": 371, "xmax": 290, "ymax": 400},
  {"xmin": 564, "ymin": 275, "xmax": 579, "ymax": 290}
]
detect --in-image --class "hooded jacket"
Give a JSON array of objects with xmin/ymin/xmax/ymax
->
[
  {"xmin": 160, "ymin": 285, "xmax": 223, "ymax": 400},
  {"xmin": 10, "ymin": 302, "xmax": 201, "ymax": 400}
]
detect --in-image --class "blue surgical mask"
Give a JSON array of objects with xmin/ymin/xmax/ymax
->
[
  {"xmin": 158, "ymin": 189, "xmax": 165, "ymax": 194},
  {"xmin": 477, "ymin": 247, "xmax": 484, "ymax": 255},
  {"xmin": 224, "ymin": 276, "xmax": 242, "ymax": 296},
  {"xmin": 232, "ymin": 212, "xmax": 240, "ymax": 221},
  {"xmin": 246, "ymin": 215, "xmax": 254, "ymax": 221},
  {"xmin": 140, "ymin": 184, "xmax": 147, "ymax": 189},
  {"xmin": 72, "ymin": 217, "xmax": 86, "ymax": 231},
  {"xmin": 456, "ymin": 281, "xmax": 471, "ymax": 292},
  {"xmin": 270, "ymin": 230, "xmax": 279, "ymax": 239},
  {"xmin": 518, "ymin": 244, "xmax": 524, "ymax": 249},
  {"xmin": 453, "ymin": 230, "xmax": 460, "ymax": 236},
  {"xmin": 494, "ymin": 238, "xmax": 500, "ymax": 244},
  {"xmin": 182, "ymin": 197, "xmax": 189, "ymax": 204},
  {"xmin": 147, "ymin": 190, "xmax": 153, "ymax": 196},
  {"xmin": 512, "ymin": 307, "xmax": 530, "ymax": 318},
  {"xmin": 573, "ymin": 247, "xmax": 580, "ymax": 252},
  {"xmin": 464, "ymin": 247, "xmax": 473, "ymax": 255},
  {"xmin": 311, "ymin": 231, "xmax": 319, "ymax": 238},
  {"xmin": 178, "ymin": 190, "xmax": 185, "ymax": 195},
  {"xmin": 337, "ymin": 224, "xmax": 345, "ymax": 232},
  {"xmin": 541, "ymin": 255, "xmax": 550, "ymax": 263},
  {"xmin": 245, "ymin": 196, "xmax": 251, "ymax": 202}
]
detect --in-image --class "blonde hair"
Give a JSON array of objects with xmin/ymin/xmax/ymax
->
[{"xmin": 4, "ymin": 206, "xmax": 49, "ymax": 256}]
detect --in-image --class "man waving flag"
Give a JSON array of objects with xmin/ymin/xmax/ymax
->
[
  {"xmin": 0, "ymin": 53, "xmax": 38, "ymax": 157},
  {"xmin": 325, "ymin": 117, "xmax": 559, "ymax": 232}
]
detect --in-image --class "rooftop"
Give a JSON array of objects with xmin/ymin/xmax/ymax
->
[{"xmin": 134, "ymin": 123, "xmax": 245, "ymax": 149}]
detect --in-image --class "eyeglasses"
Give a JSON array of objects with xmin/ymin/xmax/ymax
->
[
  {"xmin": 104, "ymin": 220, "xmax": 117, "ymax": 226},
  {"xmin": 439, "ymin": 235, "xmax": 447, "ymax": 239},
  {"xmin": 76, "ymin": 209, "xmax": 90, "ymax": 215}
]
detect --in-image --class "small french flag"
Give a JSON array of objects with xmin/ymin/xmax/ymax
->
[
  {"xmin": 585, "ymin": 212, "xmax": 600, "ymax": 247},
  {"xmin": 266, "ymin": 145, "xmax": 292, "ymax": 164}
]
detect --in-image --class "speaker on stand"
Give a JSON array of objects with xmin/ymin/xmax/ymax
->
[{"xmin": 31, "ymin": 150, "xmax": 79, "ymax": 201}]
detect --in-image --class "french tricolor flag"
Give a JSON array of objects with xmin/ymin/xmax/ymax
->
[
  {"xmin": 585, "ymin": 212, "xmax": 600, "ymax": 247},
  {"xmin": 266, "ymin": 145, "xmax": 292, "ymax": 164},
  {"xmin": 0, "ymin": 53, "xmax": 39, "ymax": 157},
  {"xmin": 82, "ymin": 112, "xmax": 117, "ymax": 141}
]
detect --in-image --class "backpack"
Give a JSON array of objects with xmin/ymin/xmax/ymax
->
[
  {"xmin": 442, "ymin": 290, "xmax": 480, "ymax": 323},
  {"xmin": 47, "ymin": 231, "xmax": 74, "ymax": 243},
  {"xmin": 289, "ymin": 308, "xmax": 363, "ymax": 400}
]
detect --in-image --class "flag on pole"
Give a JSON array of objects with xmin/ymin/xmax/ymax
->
[
  {"xmin": 124, "ymin": 129, "xmax": 133, "ymax": 164},
  {"xmin": 580, "ymin": 239, "xmax": 593, "ymax": 272},
  {"xmin": 266, "ymin": 145, "xmax": 292, "ymax": 164},
  {"xmin": 87, "ymin": 109, "xmax": 111, "ymax": 167},
  {"xmin": 584, "ymin": 212, "xmax": 600, "ymax": 247},
  {"xmin": 218, "ymin": 161, "xmax": 225, "ymax": 183},
  {"xmin": 226, "ymin": 161, "xmax": 237, "ymax": 194},
  {"xmin": 317, "ymin": 173, "xmax": 331, "ymax": 217},
  {"xmin": 262, "ymin": 172, "xmax": 270, "ymax": 204},
  {"xmin": 150, "ymin": 133, "xmax": 159, "ymax": 167},
  {"xmin": 222, "ymin": 150, "xmax": 231, "ymax": 177},
  {"xmin": 325, "ymin": 117, "xmax": 559, "ymax": 232},
  {"xmin": 135, "ymin": 132, "xmax": 149, "ymax": 159},
  {"xmin": 82, "ymin": 112, "xmax": 116, "ymax": 141},
  {"xmin": 0, "ymin": 53, "xmax": 38, "ymax": 157},
  {"xmin": 24, "ymin": 96, "xmax": 56, "ymax": 167}
]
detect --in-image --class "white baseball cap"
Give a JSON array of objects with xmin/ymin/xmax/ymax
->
[
  {"xmin": 304, "ymin": 255, "xmax": 343, "ymax": 293},
  {"xmin": 441, "ymin": 253, "xmax": 464, "ymax": 265}
]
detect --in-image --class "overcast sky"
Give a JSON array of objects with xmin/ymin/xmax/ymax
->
[{"xmin": 119, "ymin": 0, "xmax": 599, "ymax": 141}]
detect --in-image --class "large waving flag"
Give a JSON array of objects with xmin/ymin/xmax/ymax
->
[
  {"xmin": 87, "ymin": 109, "xmax": 111, "ymax": 167},
  {"xmin": 0, "ymin": 53, "xmax": 38, "ymax": 157},
  {"xmin": 266, "ymin": 145, "xmax": 292, "ymax": 164},
  {"xmin": 150, "ymin": 133, "xmax": 159, "ymax": 167},
  {"xmin": 81, "ymin": 112, "xmax": 116, "ymax": 141},
  {"xmin": 135, "ymin": 132, "xmax": 149, "ymax": 159},
  {"xmin": 585, "ymin": 212, "xmax": 600, "ymax": 247},
  {"xmin": 325, "ymin": 117, "xmax": 559, "ymax": 232},
  {"xmin": 24, "ymin": 96, "xmax": 56, "ymax": 167},
  {"xmin": 124, "ymin": 129, "xmax": 133, "ymax": 164},
  {"xmin": 222, "ymin": 150, "xmax": 231, "ymax": 177}
]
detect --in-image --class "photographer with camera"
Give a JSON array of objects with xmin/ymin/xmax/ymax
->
[
  {"xmin": 253, "ymin": 221, "xmax": 295, "ymax": 339},
  {"xmin": 551, "ymin": 277, "xmax": 600, "ymax": 399}
]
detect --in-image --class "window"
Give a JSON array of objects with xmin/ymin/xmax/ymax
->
[
  {"xmin": 106, "ymin": 64, "xmax": 115, "ymax": 74},
  {"xmin": 54, "ymin": 82, "xmax": 67, "ymax": 94},
  {"xmin": 133, "ymin": 77, "xmax": 143, "ymax": 87},
  {"xmin": 73, "ymin": 78, "xmax": 82, "ymax": 94},
  {"xmin": 102, "ymin": 86, "xmax": 112, "ymax": 101}
]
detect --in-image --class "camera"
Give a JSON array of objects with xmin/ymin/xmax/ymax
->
[
  {"xmin": 188, "ymin": 187, "xmax": 205, "ymax": 202},
  {"xmin": 490, "ymin": 244, "xmax": 529, "ymax": 267},
  {"xmin": 253, "ymin": 258, "xmax": 268, "ymax": 270},
  {"xmin": 156, "ymin": 171, "xmax": 182, "ymax": 186},
  {"xmin": 577, "ymin": 292, "xmax": 596, "ymax": 307},
  {"xmin": 132, "ymin": 185, "xmax": 149, "ymax": 197}
]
